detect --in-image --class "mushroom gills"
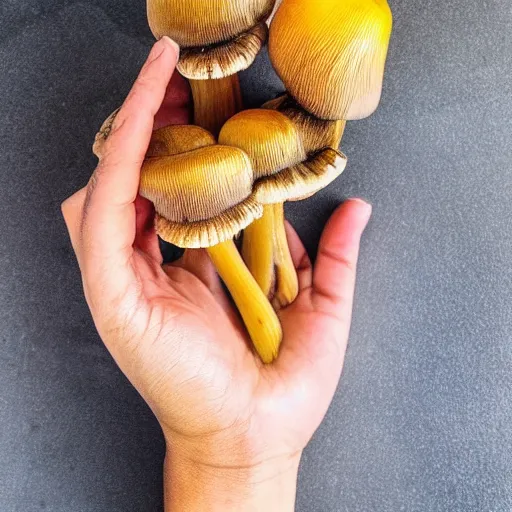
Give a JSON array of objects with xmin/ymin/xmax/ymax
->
[
  {"xmin": 178, "ymin": 23, "xmax": 269, "ymax": 80},
  {"xmin": 254, "ymin": 148, "xmax": 348, "ymax": 204},
  {"xmin": 263, "ymin": 94, "xmax": 346, "ymax": 154}
]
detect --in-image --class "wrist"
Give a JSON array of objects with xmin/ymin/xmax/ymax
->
[{"xmin": 163, "ymin": 449, "xmax": 301, "ymax": 512}]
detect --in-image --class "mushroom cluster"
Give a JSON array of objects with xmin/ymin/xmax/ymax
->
[{"xmin": 93, "ymin": 0, "xmax": 393, "ymax": 363}]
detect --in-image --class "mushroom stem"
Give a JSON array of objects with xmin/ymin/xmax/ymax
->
[
  {"xmin": 271, "ymin": 202, "xmax": 299, "ymax": 310},
  {"xmin": 242, "ymin": 203, "xmax": 299, "ymax": 309},
  {"xmin": 242, "ymin": 205, "xmax": 276, "ymax": 298},
  {"xmin": 263, "ymin": 95, "xmax": 347, "ymax": 153},
  {"xmin": 207, "ymin": 240, "xmax": 282, "ymax": 363},
  {"xmin": 189, "ymin": 75, "xmax": 243, "ymax": 136}
]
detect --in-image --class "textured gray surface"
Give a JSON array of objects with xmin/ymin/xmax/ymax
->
[{"xmin": 0, "ymin": 1, "xmax": 511, "ymax": 511}]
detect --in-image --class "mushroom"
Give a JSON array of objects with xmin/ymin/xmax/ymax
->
[
  {"xmin": 147, "ymin": 0, "xmax": 276, "ymax": 135},
  {"xmin": 139, "ymin": 136, "xmax": 283, "ymax": 363},
  {"xmin": 219, "ymin": 109, "xmax": 347, "ymax": 308},
  {"xmin": 266, "ymin": 0, "xmax": 393, "ymax": 151}
]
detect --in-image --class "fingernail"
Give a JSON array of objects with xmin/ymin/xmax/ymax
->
[
  {"xmin": 159, "ymin": 36, "xmax": 180, "ymax": 57},
  {"xmin": 349, "ymin": 198, "xmax": 373, "ymax": 230},
  {"xmin": 350, "ymin": 197, "xmax": 373, "ymax": 214}
]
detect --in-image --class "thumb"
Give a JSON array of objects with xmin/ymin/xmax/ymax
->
[
  {"xmin": 79, "ymin": 37, "xmax": 179, "ymax": 303},
  {"xmin": 312, "ymin": 199, "xmax": 372, "ymax": 326}
]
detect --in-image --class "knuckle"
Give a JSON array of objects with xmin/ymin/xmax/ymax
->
[
  {"xmin": 297, "ymin": 252, "xmax": 312, "ymax": 272},
  {"xmin": 134, "ymin": 72, "xmax": 158, "ymax": 92},
  {"xmin": 321, "ymin": 246, "xmax": 356, "ymax": 273}
]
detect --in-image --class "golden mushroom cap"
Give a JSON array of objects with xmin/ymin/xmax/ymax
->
[
  {"xmin": 140, "ymin": 145, "xmax": 262, "ymax": 248},
  {"xmin": 218, "ymin": 109, "xmax": 306, "ymax": 179},
  {"xmin": 269, "ymin": 0, "xmax": 393, "ymax": 121},
  {"xmin": 147, "ymin": 0, "xmax": 275, "ymax": 46},
  {"xmin": 146, "ymin": 125, "xmax": 216, "ymax": 158},
  {"xmin": 254, "ymin": 148, "xmax": 348, "ymax": 204},
  {"xmin": 147, "ymin": 0, "xmax": 275, "ymax": 78}
]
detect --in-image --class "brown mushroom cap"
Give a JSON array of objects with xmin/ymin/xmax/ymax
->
[
  {"xmin": 146, "ymin": 125, "xmax": 216, "ymax": 158},
  {"xmin": 140, "ymin": 145, "xmax": 262, "ymax": 248},
  {"xmin": 147, "ymin": 0, "xmax": 275, "ymax": 78},
  {"xmin": 218, "ymin": 109, "xmax": 306, "ymax": 178},
  {"xmin": 269, "ymin": 0, "xmax": 393, "ymax": 121},
  {"xmin": 254, "ymin": 148, "xmax": 348, "ymax": 204}
]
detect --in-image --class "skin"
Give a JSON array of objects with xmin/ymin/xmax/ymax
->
[{"xmin": 62, "ymin": 37, "xmax": 372, "ymax": 511}]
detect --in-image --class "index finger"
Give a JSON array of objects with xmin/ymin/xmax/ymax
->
[{"xmin": 81, "ymin": 37, "xmax": 179, "ymax": 268}]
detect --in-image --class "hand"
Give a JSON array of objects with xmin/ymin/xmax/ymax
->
[{"xmin": 62, "ymin": 38, "xmax": 372, "ymax": 511}]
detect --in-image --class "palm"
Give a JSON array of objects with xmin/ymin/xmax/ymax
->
[
  {"xmin": 136, "ymin": 78, "xmax": 342, "ymax": 450},
  {"xmin": 127, "ymin": 241, "xmax": 347, "ymax": 467}
]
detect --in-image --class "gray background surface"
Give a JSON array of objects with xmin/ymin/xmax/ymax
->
[{"xmin": 1, "ymin": 1, "xmax": 511, "ymax": 511}]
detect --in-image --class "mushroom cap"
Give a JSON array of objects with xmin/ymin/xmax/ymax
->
[
  {"xmin": 140, "ymin": 145, "xmax": 262, "ymax": 248},
  {"xmin": 146, "ymin": 125, "xmax": 216, "ymax": 158},
  {"xmin": 218, "ymin": 109, "xmax": 306, "ymax": 179},
  {"xmin": 269, "ymin": 0, "xmax": 393, "ymax": 121},
  {"xmin": 263, "ymin": 95, "xmax": 346, "ymax": 154},
  {"xmin": 254, "ymin": 147, "xmax": 347, "ymax": 204},
  {"xmin": 147, "ymin": 0, "xmax": 275, "ymax": 46}
]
